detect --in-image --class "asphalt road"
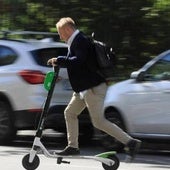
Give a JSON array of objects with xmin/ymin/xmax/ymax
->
[
  {"xmin": 1, "ymin": 145, "xmax": 170, "ymax": 170},
  {"xmin": 0, "ymin": 130, "xmax": 170, "ymax": 170}
]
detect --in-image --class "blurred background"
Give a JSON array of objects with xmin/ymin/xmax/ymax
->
[{"xmin": 1, "ymin": 0, "xmax": 170, "ymax": 80}]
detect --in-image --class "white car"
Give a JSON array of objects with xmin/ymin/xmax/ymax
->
[
  {"xmin": 103, "ymin": 50, "xmax": 170, "ymax": 150},
  {"xmin": 0, "ymin": 35, "xmax": 93, "ymax": 144}
]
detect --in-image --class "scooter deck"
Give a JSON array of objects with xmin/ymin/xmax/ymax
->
[
  {"xmin": 52, "ymin": 151, "xmax": 117, "ymax": 165},
  {"xmin": 29, "ymin": 137, "xmax": 116, "ymax": 166}
]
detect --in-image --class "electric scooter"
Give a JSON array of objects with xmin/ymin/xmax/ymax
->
[{"xmin": 22, "ymin": 66, "xmax": 120, "ymax": 170}]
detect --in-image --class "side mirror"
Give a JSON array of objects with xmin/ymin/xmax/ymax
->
[{"xmin": 130, "ymin": 71, "xmax": 146, "ymax": 82}]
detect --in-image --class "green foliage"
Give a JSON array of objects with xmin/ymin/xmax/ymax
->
[{"xmin": 0, "ymin": 0, "xmax": 170, "ymax": 80}]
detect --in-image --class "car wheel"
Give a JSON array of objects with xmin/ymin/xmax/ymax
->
[
  {"xmin": 100, "ymin": 110, "xmax": 124, "ymax": 151},
  {"xmin": 79, "ymin": 124, "xmax": 94, "ymax": 144},
  {"xmin": 0, "ymin": 101, "xmax": 16, "ymax": 144}
]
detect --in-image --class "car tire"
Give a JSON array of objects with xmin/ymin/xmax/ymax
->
[
  {"xmin": 99, "ymin": 110, "xmax": 125, "ymax": 151},
  {"xmin": 0, "ymin": 101, "xmax": 16, "ymax": 144},
  {"xmin": 79, "ymin": 124, "xmax": 94, "ymax": 144}
]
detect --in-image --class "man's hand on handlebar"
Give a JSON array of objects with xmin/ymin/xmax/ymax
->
[{"xmin": 47, "ymin": 58, "xmax": 57, "ymax": 66}]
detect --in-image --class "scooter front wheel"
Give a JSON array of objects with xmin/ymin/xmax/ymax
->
[
  {"xmin": 22, "ymin": 154, "xmax": 40, "ymax": 170},
  {"xmin": 102, "ymin": 155, "xmax": 120, "ymax": 170}
]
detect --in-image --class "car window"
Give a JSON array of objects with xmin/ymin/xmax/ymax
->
[
  {"xmin": 31, "ymin": 47, "xmax": 68, "ymax": 67},
  {"xmin": 0, "ymin": 46, "xmax": 17, "ymax": 66},
  {"xmin": 145, "ymin": 53, "xmax": 170, "ymax": 81}
]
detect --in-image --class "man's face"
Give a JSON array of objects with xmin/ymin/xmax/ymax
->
[{"xmin": 57, "ymin": 26, "xmax": 71, "ymax": 42}]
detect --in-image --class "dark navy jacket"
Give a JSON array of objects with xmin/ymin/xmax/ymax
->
[{"xmin": 57, "ymin": 32, "xmax": 105, "ymax": 93}]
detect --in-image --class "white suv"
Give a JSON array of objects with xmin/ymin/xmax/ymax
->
[
  {"xmin": 0, "ymin": 35, "xmax": 93, "ymax": 144},
  {"xmin": 103, "ymin": 50, "xmax": 170, "ymax": 150}
]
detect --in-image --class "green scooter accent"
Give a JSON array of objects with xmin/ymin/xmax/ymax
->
[
  {"xmin": 96, "ymin": 151, "xmax": 117, "ymax": 158},
  {"xmin": 44, "ymin": 71, "xmax": 54, "ymax": 91}
]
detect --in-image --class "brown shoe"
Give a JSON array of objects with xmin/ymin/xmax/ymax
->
[{"xmin": 55, "ymin": 146, "xmax": 80, "ymax": 156}]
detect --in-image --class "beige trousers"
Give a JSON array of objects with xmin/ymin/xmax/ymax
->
[{"xmin": 64, "ymin": 83, "xmax": 132, "ymax": 148}]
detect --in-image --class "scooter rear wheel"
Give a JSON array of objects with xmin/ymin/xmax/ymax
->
[
  {"xmin": 102, "ymin": 155, "xmax": 120, "ymax": 170},
  {"xmin": 22, "ymin": 154, "xmax": 40, "ymax": 170}
]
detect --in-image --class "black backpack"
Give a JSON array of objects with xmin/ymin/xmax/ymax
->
[{"xmin": 89, "ymin": 34, "xmax": 116, "ymax": 82}]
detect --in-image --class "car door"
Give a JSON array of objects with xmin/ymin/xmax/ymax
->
[{"xmin": 127, "ymin": 53, "xmax": 170, "ymax": 135}]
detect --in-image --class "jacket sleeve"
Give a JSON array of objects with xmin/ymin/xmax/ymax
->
[{"xmin": 56, "ymin": 55, "xmax": 68, "ymax": 67}]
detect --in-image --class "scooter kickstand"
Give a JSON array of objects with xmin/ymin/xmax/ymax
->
[{"xmin": 57, "ymin": 157, "xmax": 70, "ymax": 164}]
